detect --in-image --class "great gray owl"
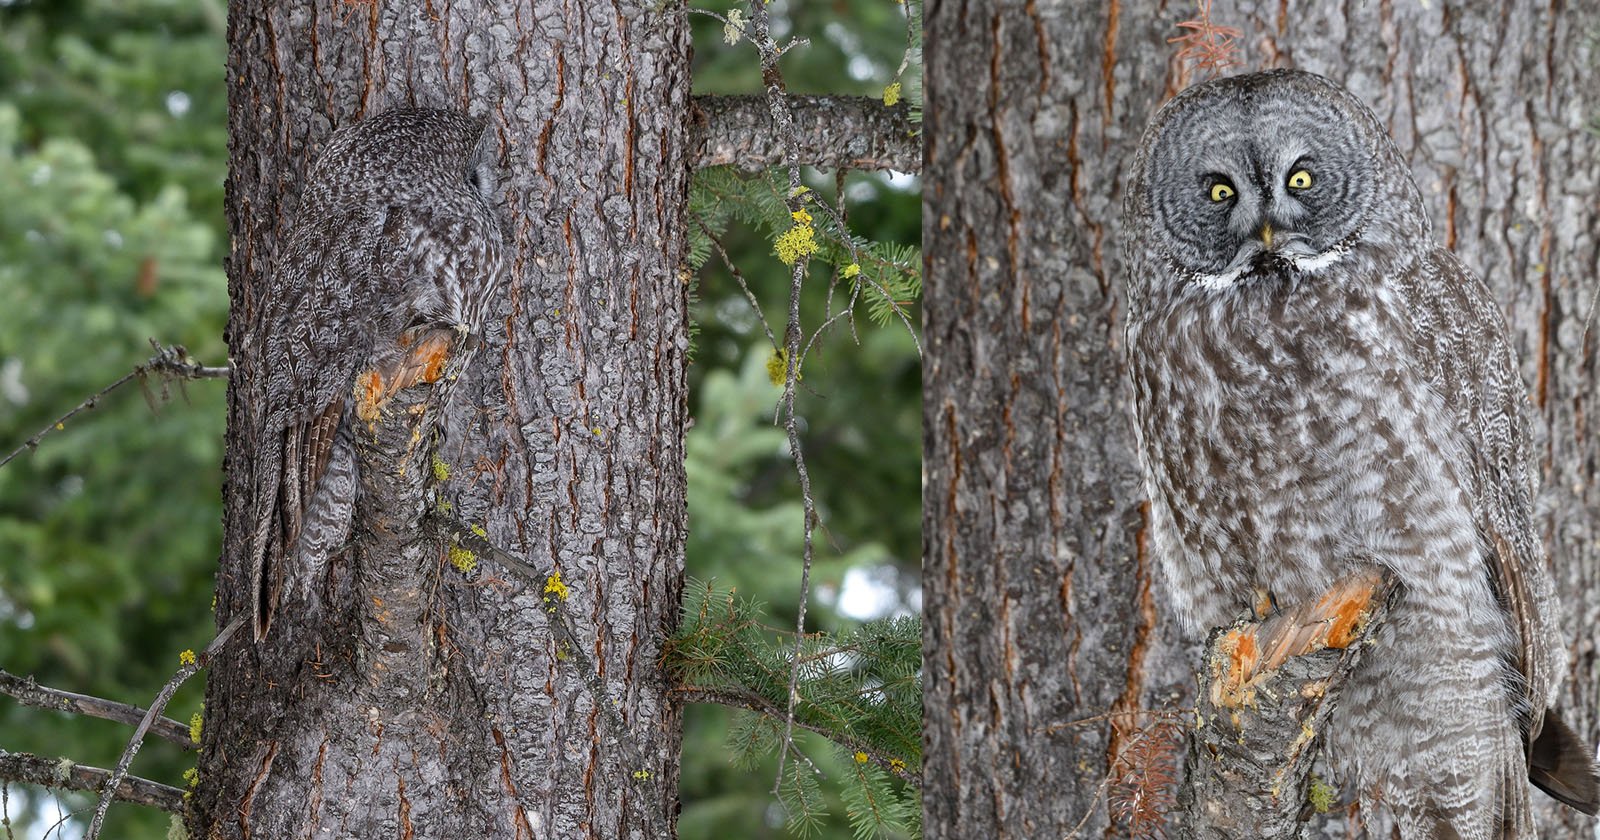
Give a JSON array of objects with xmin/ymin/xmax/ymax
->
[
  {"xmin": 246, "ymin": 107, "xmax": 508, "ymax": 641},
  {"xmin": 1120, "ymin": 69, "xmax": 1598, "ymax": 838}
]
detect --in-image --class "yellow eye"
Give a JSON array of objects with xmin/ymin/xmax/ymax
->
[
  {"xmin": 1209, "ymin": 183, "xmax": 1234, "ymax": 202},
  {"xmin": 1287, "ymin": 169, "xmax": 1313, "ymax": 190}
]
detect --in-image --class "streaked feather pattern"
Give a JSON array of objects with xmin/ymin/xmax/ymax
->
[
  {"xmin": 245, "ymin": 108, "xmax": 508, "ymax": 641},
  {"xmin": 1120, "ymin": 70, "xmax": 1597, "ymax": 838}
]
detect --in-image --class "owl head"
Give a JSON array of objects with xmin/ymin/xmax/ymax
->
[
  {"xmin": 307, "ymin": 107, "xmax": 497, "ymax": 207},
  {"xmin": 1122, "ymin": 69, "xmax": 1427, "ymax": 298}
]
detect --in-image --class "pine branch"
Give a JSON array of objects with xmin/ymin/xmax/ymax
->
[
  {"xmin": 0, "ymin": 750, "xmax": 185, "ymax": 814},
  {"xmin": 674, "ymin": 686, "xmax": 921, "ymax": 789},
  {"xmin": 690, "ymin": 94, "xmax": 921, "ymax": 174},
  {"xmin": 1168, "ymin": 0, "xmax": 1243, "ymax": 86},
  {"xmin": 0, "ymin": 670, "xmax": 194, "ymax": 750},
  {"xmin": 668, "ymin": 580, "xmax": 921, "ymax": 807}
]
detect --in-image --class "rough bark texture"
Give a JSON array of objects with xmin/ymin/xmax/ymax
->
[
  {"xmin": 923, "ymin": 1, "xmax": 1599, "ymax": 837},
  {"xmin": 689, "ymin": 94, "xmax": 922, "ymax": 173},
  {"xmin": 1178, "ymin": 573, "xmax": 1396, "ymax": 839},
  {"xmin": 199, "ymin": 3, "xmax": 690, "ymax": 838}
]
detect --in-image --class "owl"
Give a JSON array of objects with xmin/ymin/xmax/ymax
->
[
  {"xmin": 245, "ymin": 108, "xmax": 508, "ymax": 641},
  {"xmin": 1120, "ymin": 70, "xmax": 1598, "ymax": 838}
]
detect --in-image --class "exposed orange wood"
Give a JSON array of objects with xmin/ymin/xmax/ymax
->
[
  {"xmin": 1211, "ymin": 570, "xmax": 1391, "ymax": 709},
  {"xmin": 356, "ymin": 370, "xmax": 385, "ymax": 425}
]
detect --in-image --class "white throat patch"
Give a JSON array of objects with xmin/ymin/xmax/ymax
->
[{"xmin": 1190, "ymin": 244, "xmax": 1350, "ymax": 292}]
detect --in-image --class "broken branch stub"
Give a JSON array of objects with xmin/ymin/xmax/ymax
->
[{"xmin": 1177, "ymin": 569, "xmax": 1398, "ymax": 840}]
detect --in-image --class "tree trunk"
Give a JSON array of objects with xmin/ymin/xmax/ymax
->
[
  {"xmin": 196, "ymin": 3, "xmax": 690, "ymax": 837},
  {"xmin": 923, "ymin": 1, "xmax": 1599, "ymax": 837}
]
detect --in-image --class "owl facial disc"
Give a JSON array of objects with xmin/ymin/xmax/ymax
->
[{"xmin": 1135, "ymin": 71, "xmax": 1380, "ymax": 295}]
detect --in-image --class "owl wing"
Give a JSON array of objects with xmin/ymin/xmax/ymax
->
[
  {"xmin": 1397, "ymin": 251, "xmax": 1549, "ymax": 703},
  {"xmin": 1397, "ymin": 249, "xmax": 1598, "ymax": 813},
  {"xmin": 248, "ymin": 209, "xmax": 379, "ymax": 641}
]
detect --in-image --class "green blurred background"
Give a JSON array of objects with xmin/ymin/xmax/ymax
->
[{"xmin": 0, "ymin": 0, "xmax": 920, "ymax": 837}]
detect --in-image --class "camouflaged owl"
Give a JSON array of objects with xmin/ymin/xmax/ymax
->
[{"xmin": 245, "ymin": 108, "xmax": 507, "ymax": 641}]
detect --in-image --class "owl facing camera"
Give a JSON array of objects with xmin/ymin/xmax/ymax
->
[{"xmin": 1121, "ymin": 69, "xmax": 1599, "ymax": 838}]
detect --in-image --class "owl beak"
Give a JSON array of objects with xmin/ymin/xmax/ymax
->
[{"xmin": 1259, "ymin": 223, "xmax": 1275, "ymax": 249}]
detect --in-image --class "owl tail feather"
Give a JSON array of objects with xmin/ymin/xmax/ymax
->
[
  {"xmin": 248, "ymin": 440, "xmax": 293, "ymax": 643},
  {"xmin": 1529, "ymin": 708, "xmax": 1600, "ymax": 816}
]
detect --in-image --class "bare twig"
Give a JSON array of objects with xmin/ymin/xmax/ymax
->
[
  {"xmin": 85, "ymin": 612, "xmax": 245, "ymax": 839},
  {"xmin": 0, "ymin": 670, "xmax": 193, "ymax": 750},
  {"xmin": 1580, "ymin": 276, "xmax": 1599, "ymax": 360},
  {"xmin": 740, "ymin": 0, "xmax": 825, "ymax": 807},
  {"xmin": 1062, "ymin": 773, "xmax": 1117, "ymax": 840},
  {"xmin": 0, "ymin": 340, "xmax": 229, "ymax": 472},
  {"xmin": 1042, "ymin": 706, "xmax": 1190, "ymax": 735},
  {"xmin": 0, "ymin": 750, "xmax": 185, "ymax": 815},
  {"xmin": 694, "ymin": 215, "xmax": 780, "ymax": 352},
  {"xmin": 799, "ymin": 194, "xmax": 923, "ymax": 360}
]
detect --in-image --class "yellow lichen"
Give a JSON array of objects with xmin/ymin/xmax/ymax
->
[
  {"xmin": 1308, "ymin": 774, "xmax": 1337, "ymax": 814},
  {"xmin": 178, "ymin": 649, "xmax": 196, "ymax": 667},
  {"xmin": 774, "ymin": 213, "xmax": 818, "ymax": 265},
  {"xmin": 766, "ymin": 349, "xmax": 802, "ymax": 387},
  {"xmin": 843, "ymin": 263, "xmax": 862, "ymax": 279},
  {"xmin": 853, "ymin": 751, "xmax": 869, "ymax": 764},
  {"xmin": 544, "ymin": 571, "xmax": 570, "ymax": 601},
  {"xmin": 448, "ymin": 543, "xmax": 478, "ymax": 574},
  {"xmin": 189, "ymin": 711, "xmax": 203, "ymax": 744},
  {"xmin": 431, "ymin": 454, "xmax": 451, "ymax": 482},
  {"xmin": 882, "ymin": 81, "xmax": 903, "ymax": 106},
  {"xmin": 887, "ymin": 758, "xmax": 906, "ymax": 773}
]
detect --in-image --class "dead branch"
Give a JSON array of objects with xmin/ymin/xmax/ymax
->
[
  {"xmin": 0, "ymin": 749, "xmax": 185, "ymax": 814},
  {"xmin": 0, "ymin": 670, "xmax": 194, "ymax": 750},
  {"xmin": 85, "ymin": 613, "xmax": 245, "ymax": 839},
  {"xmin": 1176, "ymin": 569, "xmax": 1398, "ymax": 839},
  {"xmin": 0, "ymin": 340, "xmax": 229, "ymax": 472},
  {"xmin": 690, "ymin": 94, "xmax": 920, "ymax": 174},
  {"xmin": 740, "ymin": 0, "xmax": 827, "ymax": 805}
]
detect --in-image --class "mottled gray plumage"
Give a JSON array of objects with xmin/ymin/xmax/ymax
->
[
  {"xmin": 246, "ymin": 108, "xmax": 508, "ymax": 641},
  {"xmin": 1121, "ymin": 70, "xmax": 1598, "ymax": 838}
]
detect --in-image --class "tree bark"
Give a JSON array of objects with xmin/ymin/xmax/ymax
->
[
  {"xmin": 923, "ymin": 1, "xmax": 1600, "ymax": 837},
  {"xmin": 198, "ymin": 3, "xmax": 690, "ymax": 838},
  {"xmin": 689, "ymin": 94, "xmax": 922, "ymax": 173}
]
